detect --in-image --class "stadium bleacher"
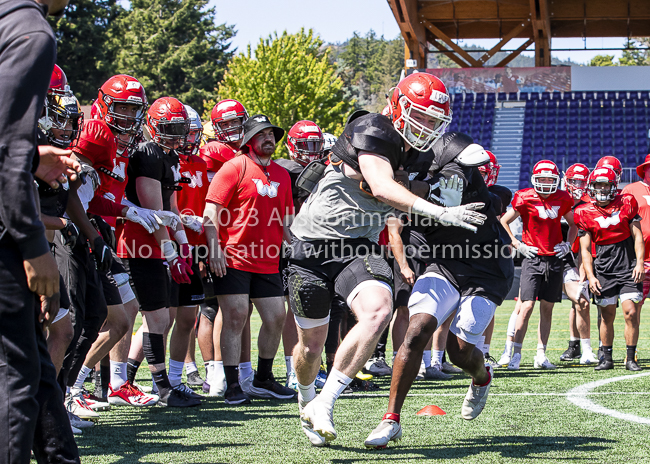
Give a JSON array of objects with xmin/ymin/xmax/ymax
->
[{"xmin": 450, "ymin": 91, "xmax": 650, "ymax": 190}]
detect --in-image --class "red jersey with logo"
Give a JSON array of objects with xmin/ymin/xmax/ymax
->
[
  {"xmin": 511, "ymin": 188, "xmax": 573, "ymax": 255},
  {"xmin": 199, "ymin": 141, "xmax": 237, "ymax": 181},
  {"xmin": 574, "ymin": 194, "xmax": 640, "ymax": 245},
  {"xmin": 178, "ymin": 154, "xmax": 209, "ymax": 246},
  {"xmin": 622, "ymin": 181, "xmax": 650, "ymax": 260},
  {"xmin": 205, "ymin": 156, "xmax": 293, "ymax": 273},
  {"xmin": 96, "ymin": 156, "xmax": 130, "ymax": 227}
]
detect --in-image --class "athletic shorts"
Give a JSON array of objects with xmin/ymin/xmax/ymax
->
[
  {"xmin": 53, "ymin": 273, "xmax": 71, "ymax": 324},
  {"xmin": 170, "ymin": 260, "xmax": 205, "ymax": 307},
  {"xmin": 393, "ymin": 255, "xmax": 427, "ymax": 308},
  {"xmin": 408, "ymin": 272, "xmax": 496, "ymax": 346},
  {"xmin": 211, "ymin": 267, "xmax": 283, "ymax": 299},
  {"xmin": 593, "ymin": 279, "xmax": 643, "ymax": 307},
  {"xmin": 127, "ymin": 258, "xmax": 171, "ymax": 311},
  {"xmin": 287, "ymin": 238, "xmax": 393, "ymax": 329},
  {"xmin": 520, "ymin": 255, "xmax": 563, "ymax": 303}
]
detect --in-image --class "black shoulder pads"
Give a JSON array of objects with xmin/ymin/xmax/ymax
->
[{"xmin": 432, "ymin": 132, "xmax": 474, "ymax": 168}]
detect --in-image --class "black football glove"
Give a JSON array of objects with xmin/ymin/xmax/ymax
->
[
  {"xmin": 91, "ymin": 236, "xmax": 113, "ymax": 272},
  {"xmin": 90, "ymin": 215, "xmax": 116, "ymax": 251},
  {"xmin": 59, "ymin": 219, "xmax": 79, "ymax": 248}
]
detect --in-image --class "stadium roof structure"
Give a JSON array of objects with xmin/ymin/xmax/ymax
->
[{"xmin": 387, "ymin": 0, "xmax": 650, "ymax": 68}]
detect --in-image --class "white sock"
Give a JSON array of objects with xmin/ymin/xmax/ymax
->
[
  {"xmin": 168, "ymin": 359, "xmax": 184, "ymax": 386},
  {"xmin": 422, "ymin": 350, "xmax": 432, "ymax": 368},
  {"xmin": 184, "ymin": 361, "xmax": 198, "ymax": 375},
  {"xmin": 570, "ymin": 336, "xmax": 579, "ymax": 342},
  {"xmin": 318, "ymin": 368, "xmax": 352, "ymax": 410},
  {"xmin": 481, "ymin": 344, "xmax": 490, "ymax": 356},
  {"xmin": 504, "ymin": 340, "xmax": 514, "ymax": 356},
  {"xmin": 73, "ymin": 365, "xmax": 93, "ymax": 390},
  {"xmin": 580, "ymin": 338, "xmax": 592, "ymax": 352},
  {"xmin": 238, "ymin": 362, "xmax": 253, "ymax": 382},
  {"xmin": 507, "ymin": 310, "xmax": 518, "ymax": 337},
  {"xmin": 432, "ymin": 349, "xmax": 444, "ymax": 367},
  {"xmin": 476, "ymin": 336, "xmax": 486, "ymax": 353},
  {"xmin": 285, "ymin": 356, "xmax": 293, "ymax": 376},
  {"xmin": 513, "ymin": 342, "xmax": 523, "ymax": 354},
  {"xmin": 536, "ymin": 344, "xmax": 546, "ymax": 358},
  {"xmin": 213, "ymin": 361, "xmax": 225, "ymax": 383},
  {"xmin": 297, "ymin": 381, "xmax": 316, "ymax": 407},
  {"xmin": 204, "ymin": 361, "xmax": 214, "ymax": 379},
  {"xmin": 110, "ymin": 361, "xmax": 128, "ymax": 390}
]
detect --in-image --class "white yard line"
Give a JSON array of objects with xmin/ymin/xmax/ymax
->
[
  {"xmin": 343, "ymin": 391, "xmax": 650, "ymax": 398},
  {"xmin": 566, "ymin": 372, "xmax": 650, "ymax": 425}
]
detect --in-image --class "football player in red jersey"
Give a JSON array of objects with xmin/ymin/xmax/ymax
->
[
  {"xmin": 117, "ymin": 97, "xmax": 200, "ymax": 407},
  {"xmin": 500, "ymin": 160, "xmax": 576, "ymax": 370},
  {"xmin": 622, "ymin": 154, "xmax": 650, "ymax": 305},
  {"xmin": 197, "ymin": 99, "xmax": 255, "ymax": 398},
  {"xmin": 557, "ymin": 163, "xmax": 597, "ymax": 364},
  {"xmin": 596, "ymin": 156, "xmax": 623, "ymax": 184},
  {"xmin": 576, "ymin": 167, "xmax": 644, "ymax": 371}
]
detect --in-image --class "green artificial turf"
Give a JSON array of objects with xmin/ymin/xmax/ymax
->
[{"xmin": 65, "ymin": 300, "xmax": 650, "ymax": 463}]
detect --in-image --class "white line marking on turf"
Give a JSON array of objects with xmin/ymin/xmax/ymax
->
[
  {"xmin": 566, "ymin": 372, "xmax": 650, "ymax": 425},
  {"xmin": 344, "ymin": 391, "xmax": 650, "ymax": 398}
]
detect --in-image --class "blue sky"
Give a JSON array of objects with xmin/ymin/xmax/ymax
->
[{"xmin": 210, "ymin": 0, "xmax": 627, "ymax": 64}]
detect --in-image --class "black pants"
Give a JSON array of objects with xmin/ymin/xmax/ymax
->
[{"xmin": 0, "ymin": 236, "xmax": 79, "ymax": 463}]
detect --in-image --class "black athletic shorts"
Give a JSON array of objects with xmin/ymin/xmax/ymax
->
[
  {"xmin": 393, "ymin": 253, "xmax": 427, "ymax": 308},
  {"xmin": 287, "ymin": 238, "xmax": 393, "ymax": 320},
  {"xmin": 211, "ymin": 267, "xmax": 283, "ymax": 299},
  {"xmin": 98, "ymin": 270, "xmax": 122, "ymax": 306},
  {"xmin": 59, "ymin": 273, "xmax": 70, "ymax": 310},
  {"xmin": 170, "ymin": 260, "xmax": 205, "ymax": 307},
  {"xmin": 520, "ymin": 255, "xmax": 564, "ymax": 303},
  {"xmin": 127, "ymin": 258, "xmax": 171, "ymax": 311}
]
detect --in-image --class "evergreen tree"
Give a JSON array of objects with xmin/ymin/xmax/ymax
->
[
  {"xmin": 217, "ymin": 29, "xmax": 353, "ymax": 158},
  {"xmin": 109, "ymin": 0, "xmax": 235, "ymax": 114}
]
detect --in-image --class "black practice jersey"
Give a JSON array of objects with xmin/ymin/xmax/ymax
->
[{"xmin": 125, "ymin": 141, "xmax": 180, "ymax": 211}]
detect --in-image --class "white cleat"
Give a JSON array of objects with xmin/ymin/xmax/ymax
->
[
  {"xmin": 580, "ymin": 350, "xmax": 598, "ymax": 365},
  {"xmin": 364, "ymin": 419, "xmax": 402, "ymax": 449},
  {"xmin": 507, "ymin": 353, "xmax": 521, "ymax": 370},
  {"xmin": 299, "ymin": 403, "xmax": 327, "ymax": 447},
  {"xmin": 461, "ymin": 365, "xmax": 493, "ymax": 420},
  {"xmin": 533, "ymin": 355, "xmax": 556, "ymax": 370},
  {"xmin": 301, "ymin": 399, "xmax": 336, "ymax": 444},
  {"xmin": 497, "ymin": 352, "xmax": 512, "ymax": 368}
]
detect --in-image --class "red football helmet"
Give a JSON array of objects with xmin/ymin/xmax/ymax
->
[
  {"xmin": 596, "ymin": 156, "xmax": 622, "ymax": 182},
  {"xmin": 211, "ymin": 99, "xmax": 248, "ymax": 143},
  {"xmin": 531, "ymin": 160, "xmax": 560, "ymax": 195},
  {"xmin": 183, "ymin": 104, "xmax": 203, "ymax": 156},
  {"xmin": 587, "ymin": 166, "xmax": 618, "ymax": 202},
  {"xmin": 389, "ymin": 72, "xmax": 452, "ymax": 152},
  {"xmin": 95, "ymin": 75, "xmax": 147, "ymax": 153},
  {"xmin": 145, "ymin": 97, "xmax": 189, "ymax": 151},
  {"xmin": 39, "ymin": 65, "xmax": 83, "ymax": 148},
  {"xmin": 478, "ymin": 150, "xmax": 500, "ymax": 187},
  {"xmin": 563, "ymin": 163, "xmax": 590, "ymax": 200},
  {"xmin": 286, "ymin": 120, "xmax": 324, "ymax": 166}
]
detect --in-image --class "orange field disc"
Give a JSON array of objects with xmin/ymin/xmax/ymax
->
[{"xmin": 416, "ymin": 405, "xmax": 446, "ymax": 416}]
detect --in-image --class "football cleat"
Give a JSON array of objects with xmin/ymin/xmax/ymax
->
[
  {"xmin": 80, "ymin": 388, "xmax": 111, "ymax": 411},
  {"xmin": 533, "ymin": 355, "xmax": 556, "ymax": 370},
  {"xmin": 224, "ymin": 384, "xmax": 252, "ymax": 405},
  {"xmin": 497, "ymin": 352, "xmax": 512, "ymax": 368},
  {"xmin": 364, "ymin": 357, "xmax": 392, "ymax": 376},
  {"xmin": 356, "ymin": 371, "xmax": 373, "ymax": 381},
  {"xmin": 364, "ymin": 419, "xmax": 402, "ymax": 449},
  {"xmin": 67, "ymin": 411, "xmax": 94, "ymax": 430},
  {"xmin": 108, "ymin": 382, "xmax": 159, "ymax": 407},
  {"xmin": 299, "ymin": 403, "xmax": 328, "ymax": 447},
  {"xmin": 248, "ymin": 374, "xmax": 297, "ymax": 400},
  {"xmin": 186, "ymin": 371, "xmax": 204, "ymax": 387},
  {"xmin": 485, "ymin": 355, "xmax": 500, "ymax": 369},
  {"xmin": 441, "ymin": 362, "xmax": 463, "ymax": 374},
  {"xmin": 66, "ymin": 391, "xmax": 100, "ymax": 422},
  {"xmin": 285, "ymin": 370, "xmax": 298, "ymax": 391},
  {"xmin": 133, "ymin": 382, "xmax": 153, "ymax": 393},
  {"xmin": 594, "ymin": 358, "xmax": 614, "ymax": 371},
  {"xmin": 461, "ymin": 365, "xmax": 493, "ymax": 420},
  {"xmin": 301, "ymin": 399, "xmax": 337, "ymax": 444},
  {"xmin": 172, "ymin": 382, "xmax": 203, "ymax": 400},
  {"xmin": 560, "ymin": 345, "xmax": 581, "ymax": 361},
  {"xmin": 159, "ymin": 387, "xmax": 201, "ymax": 407},
  {"xmin": 580, "ymin": 351, "xmax": 598, "ymax": 365},
  {"xmin": 507, "ymin": 353, "xmax": 521, "ymax": 370},
  {"xmin": 424, "ymin": 365, "xmax": 452, "ymax": 380},
  {"xmin": 625, "ymin": 359, "xmax": 642, "ymax": 371}
]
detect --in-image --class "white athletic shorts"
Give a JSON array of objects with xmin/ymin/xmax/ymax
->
[{"xmin": 408, "ymin": 272, "xmax": 496, "ymax": 346}]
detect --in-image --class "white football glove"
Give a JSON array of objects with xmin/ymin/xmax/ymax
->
[
  {"xmin": 125, "ymin": 207, "xmax": 161, "ymax": 234},
  {"xmin": 553, "ymin": 241, "xmax": 572, "ymax": 259},
  {"xmin": 412, "ymin": 198, "xmax": 486, "ymax": 233},
  {"xmin": 517, "ymin": 243, "xmax": 539, "ymax": 259},
  {"xmin": 181, "ymin": 215, "xmax": 204, "ymax": 233},
  {"xmin": 439, "ymin": 175, "xmax": 464, "ymax": 207},
  {"xmin": 154, "ymin": 210, "xmax": 181, "ymax": 228}
]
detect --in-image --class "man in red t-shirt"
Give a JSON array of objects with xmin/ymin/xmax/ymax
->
[
  {"xmin": 577, "ymin": 167, "xmax": 644, "ymax": 371},
  {"xmin": 203, "ymin": 114, "xmax": 296, "ymax": 405},
  {"xmin": 500, "ymin": 160, "xmax": 576, "ymax": 370},
  {"xmin": 622, "ymin": 154, "xmax": 650, "ymax": 301}
]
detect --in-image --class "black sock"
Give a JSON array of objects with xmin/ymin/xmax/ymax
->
[
  {"xmin": 442, "ymin": 352, "xmax": 447, "ymax": 364},
  {"xmin": 626, "ymin": 345, "xmax": 637, "ymax": 362},
  {"xmin": 256, "ymin": 357, "xmax": 274, "ymax": 382},
  {"xmin": 224, "ymin": 366, "xmax": 239, "ymax": 387},
  {"xmin": 127, "ymin": 358, "xmax": 141, "ymax": 384},
  {"xmin": 100, "ymin": 361, "xmax": 110, "ymax": 397},
  {"xmin": 602, "ymin": 345, "xmax": 613, "ymax": 362},
  {"xmin": 143, "ymin": 332, "xmax": 171, "ymax": 395}
]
